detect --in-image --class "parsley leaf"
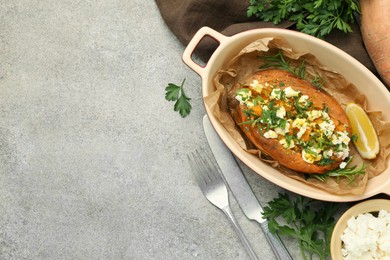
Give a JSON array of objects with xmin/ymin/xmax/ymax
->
[
  {"xmin": 165, "ymin": 84, "xmax": 181, "ymax": 101},
  {"xmin": 247, "ymin": 0, "xmax": 360, "ymax": 38},
  {"xmin": 165, "ymin": 79, "xmax": 192, "ymax": 117},
  {"xmin": 263, "ymin": 193, "xmax": 338, "ymax": 260}
]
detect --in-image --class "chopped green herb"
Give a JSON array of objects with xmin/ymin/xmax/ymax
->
[
  {"xmin": 322, "ymin": 104, "xmax": 329, "ymax": 113},
  {"xmin": 317, "ymin": 157, "xmax": 334, "ymax": 166},
  {"xmin": 285, "ymin": 134, "xmax": 294, "ymax": 147},
  {"xmin": 253, "ymin": 95, "xmax": 264, "ymax": 106},
  {"xmin": 236, "ymin": 88, "xmax": 253, "ymax": 104},
  {"xmin": 294, "ymin": 95, "xmax": 313, "ymax": 115}
]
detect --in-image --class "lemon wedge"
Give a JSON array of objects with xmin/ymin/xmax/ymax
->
[{"xmin": 345, "ymin": 103, "xmax": 380, "ymax": 159}]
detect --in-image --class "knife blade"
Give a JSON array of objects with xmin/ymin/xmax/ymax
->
[{"xmin": 203, "ymin": 115, "xmax": 292, "ymax": 260}]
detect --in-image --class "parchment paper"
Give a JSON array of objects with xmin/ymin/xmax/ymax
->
[{"xmin": 205, "ymin": 37, "xmax": 390, "ymax": 195}]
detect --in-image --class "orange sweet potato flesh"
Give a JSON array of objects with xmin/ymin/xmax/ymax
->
[
  {"xmin": 360, "ymin": 0, "xmax": 390, "ymax": 88},
  {"xmin": 228, "ymin": 70, "xmax": 351, "ymax": 174}
]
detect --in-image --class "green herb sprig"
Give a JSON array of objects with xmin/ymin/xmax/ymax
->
[
  {"xmin": 260, "ymin": 51, "xmax": 324, "ymax": 88},
  {"xmin": 310, "ymin": 157, "xmax": 366, "ymax": 184},
  {"xmin": 260, "ymin": 51, "xmax": 306, "ymax": 79},
  {"xmin": 263, "ymin": 193, "xmax": 339, "ymax": 260},
  {"xmin": 247, "ymin": 0, "xmax": 360, "ymax": 38},
  {"xmin": 165, "ymin": 79, "xmax": 192, "ymax": 117}
]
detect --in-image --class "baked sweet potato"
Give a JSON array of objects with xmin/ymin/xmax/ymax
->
[
  {"xmin": 360, "ymin": 0, "xmax": 390, "ymax": 88},
  {"xmin": 228, "ymin": 69, "xmax": 352, "ymax": 174}
]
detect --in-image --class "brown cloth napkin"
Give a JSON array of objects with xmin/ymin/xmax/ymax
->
[{"xmin": 155, "ymin": 0, "xmax": 376, "ymax": 73}]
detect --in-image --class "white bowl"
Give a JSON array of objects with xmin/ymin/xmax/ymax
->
[
  {"xmin": 330, "ymin": 199, "xmax": 390, "ymax": 259},
  {"xmin": 183, "ymin": 27, "xmax": 390, "ymax": 202}
]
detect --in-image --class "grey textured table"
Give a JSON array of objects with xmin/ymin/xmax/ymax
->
[{"xmin": 0, "ymin": 1, "xmax": 302, "ymax": 259}]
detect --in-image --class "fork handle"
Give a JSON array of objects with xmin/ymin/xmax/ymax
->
[{"xmin": 222, "ymin": 206, "xmax": 259, "ymax": 260}]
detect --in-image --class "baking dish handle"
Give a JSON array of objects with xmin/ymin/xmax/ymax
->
[{"xmin": 182, "ymin": 26, "xmax": 227, "ymax": 76}]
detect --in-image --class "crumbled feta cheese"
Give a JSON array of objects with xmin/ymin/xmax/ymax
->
[
  {"xmin": 341, "ymin": 210, "xmax": 390, "ymax": 260},
  {"xmin": 298, "ymin": 94, "xmax": 309, "ymax": 104},
  {"xmin": 296, "ymin": 127, "xmax": 307, "ymax": 140},
  {"xmin": 284, "ymin": 87, "xmax": 300, "ymax": 98},
  {"xmin": 322, "ymin": 111, "xmax": 330, "ymax": 120},
  {"xmin": 292, "ymin": 118, "xmax": 307, "ymax": 128},
  {"xmin": 339, "ymin": 161, "xmax": 347, "ymax": 169},
  {"xmin": 302, "ymin": 148, "xmax": 322, "ymax": 163},
  {"xmin": 319, "ymin": 120, "xmax": 335, "ymax": 138},
  {"xmin": 270, "ymin": 88, "xmax": 282, "ymax": 100},
  {"xmin": 276, "ymin": 106, "xmax": 286, "ymax": 118},
  {"xmin": 235, "ymin": 89, "xmax": 252, "ymax": 104},
  {"xmin": 274, "ymin": 122, "xmax": 290, "ymax": 136},
  {"xmin": 292, "ymin": 118, "xmax": 308, "ymax": 140},
  {"xmin": 274, "ymin": 127, "xmax": 284, "ymax": 136},
  {"xmin": 246, "ymin": 101, "xmax": 254, "ymax": 108},
  {"xmin": 306, "ymin": 110, "xmax": 323, "ymax": 121},
  {"xmin": 340, "ymin": 132, "xmax": 351, "ymax": 145},
  {"xmin": 332, "ymin": 131, "xmax": 351, "ymax": 146},
  {"xmin": 263, "ymin": 130, "xmax": 278, "ymax": 139},
  {"xmin": 334, "ymin": 146, "xmax": 350, "ymax": 160},
  {"xmin": 279, "ymin": 138, "xmax": 295, "ymax": 149},
  {"xmin": 331, "ymin": 131, "xmax": 351, "ymax": 160},
  {"xmin": 249, "ymin": 80, "xmax": 264, "ymax": 93},
  {"xmin": 323, "ymin": 149, "xmax": 333, "ymax": 158},
  {"xmin": 285, "ymin": 121, "xmax": 291, "ymax": 132}
]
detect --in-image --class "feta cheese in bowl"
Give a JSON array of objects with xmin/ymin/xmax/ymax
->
[
  {"xmin": 331, "ymin": 199, "xmax": 390, "ymax": 260},
  {"xmin": 342, "ymin": 210, "xmax": 390, "ymax": 259}
]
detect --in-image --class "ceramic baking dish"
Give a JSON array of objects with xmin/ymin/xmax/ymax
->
[{"xmin": 182, "ymin": 26, "xmax": 390, "ymax": 202}]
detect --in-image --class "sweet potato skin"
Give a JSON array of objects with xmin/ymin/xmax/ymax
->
[
  {"xmin": 360, "ymin": 0, "xmax": 390, "ymax": 88},
  {"xmin": 228, "ymin": 70, "xmax": 351, "ymax": 174}
]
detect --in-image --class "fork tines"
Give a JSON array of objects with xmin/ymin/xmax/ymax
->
[
  {"xmin": 189, "ymin": 150, "xmax": 221, "ymax": 184},
  {"xmin": 188, "ymin": 149, "xmax": 224, "ymax": 186}
]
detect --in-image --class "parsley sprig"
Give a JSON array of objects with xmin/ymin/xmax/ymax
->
[
  {"xmin": 247, "ymin": 0, "xmax": 360, "ymax": 38},
  {"xmin": 165, "ymin": 79, "xmax": 192, "ymax": 117},
  {"xmin": 263, "ymin": 193, "xmax": 338, "ymax": 260}
]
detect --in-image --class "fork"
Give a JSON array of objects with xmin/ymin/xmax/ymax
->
[{"xmin": 188, "ymin": 149, "xmax": 259, "ymax": 260}]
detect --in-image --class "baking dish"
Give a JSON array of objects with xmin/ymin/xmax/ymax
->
[{"xmin": 182, "ymin": 26, "xmax": 390, "ymax": 202}]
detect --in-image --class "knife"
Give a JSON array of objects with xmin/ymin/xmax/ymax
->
[{"xmin": 203, "ymin": 115, "xmax": 292, "ymax": 260}]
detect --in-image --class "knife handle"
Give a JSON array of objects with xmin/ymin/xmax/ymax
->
[{"xmin": 259, "ymin": 221, "xmax": 293, "ymax": 260}]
